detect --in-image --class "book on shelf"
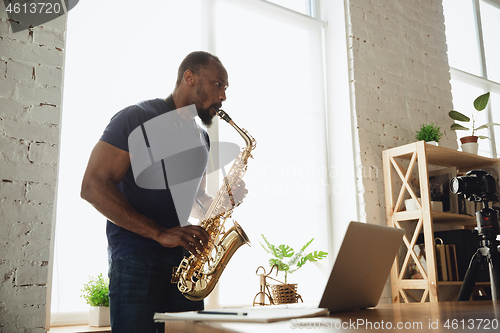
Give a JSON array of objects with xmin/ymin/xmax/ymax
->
[
  {"xmin": 409, "ymin": 239, "xmax": 460, "ymax": 282},
  {"xmin": 436, "ymin": 241, "xmax": 448, "ymax": 281},
  {"xmin": 436, "ymin": 241, "xmax": 459, "ymax": 282},
  {"xmin": 448, "ymin": 244, "xmax": 459, "ymax": 281}
]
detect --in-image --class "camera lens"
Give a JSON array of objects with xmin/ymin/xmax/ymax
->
[{"xmin": 450, "ymin": 177, "xmax": 465, "ymax": 194}]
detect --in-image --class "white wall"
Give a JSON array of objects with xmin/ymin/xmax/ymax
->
[
  {"xmin": 345, "ymin": 0, "xmax": 455, "ymax": 224},
  {"xmin": 344, "ymin": 0, "xmax": 455, "ymax": 302}
]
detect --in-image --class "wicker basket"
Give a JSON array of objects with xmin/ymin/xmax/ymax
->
[{"xmin": 270, "ymin": 284, "xmax": 302, "ymax": 304}]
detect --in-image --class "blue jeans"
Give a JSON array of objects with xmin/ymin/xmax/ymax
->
[{"xmin": 108, "ymin": 246, "xmax": 204, "ymax": 333}]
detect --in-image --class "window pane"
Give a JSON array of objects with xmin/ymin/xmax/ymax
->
[
  {"xmin": 52, "ymin": 0, "xmax": 203, "ymax": 322},
  {"xmin": 213, "ymin": 0, "xmax": 328, "ymax": 306},
  {"xmin": 480, "ymin": 0, "xmax": 500, "ymax": 83},
  {"xmin": 443, "ymin": 0, "xmax": 482, "ymax": 76},
  {"xmin": 266, "ymin": 0, "xmax": 310, "ymax": 15},
  {"xmin": 491, "ymin": 92, "xmax": 500, "ymax": 157}
]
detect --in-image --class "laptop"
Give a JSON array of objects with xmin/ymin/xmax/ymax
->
[
  {"xmin": 318, "ymin": 221, "xmax": 404, "ymax": 312},
  {"xmin": 154, "ymin": 221, "xmax": 404, "ymax": 323}
]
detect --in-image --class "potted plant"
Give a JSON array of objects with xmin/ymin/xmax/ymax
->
[
  {"xmin": 449, "ymin": 92, "xmax": 499, "ymax": 154},
  {"xmin": 415, "ymin": 123, "xmax": 443, "ymax": 145},
  {"xmin": 81, "ymin": 273, "xmax": 110, "ymax": 327},
  {"xmin": 260, "ymin": 235, "xmax": 327, "ymax": 304}
]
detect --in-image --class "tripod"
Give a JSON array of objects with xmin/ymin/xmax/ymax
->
[{"xmin": 457, "ymin": 202, "xmax": 500, "ymax": 301}]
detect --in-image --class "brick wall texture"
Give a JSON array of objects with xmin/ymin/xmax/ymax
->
[
  {"xmin": 0, "ymin": 3, "xmax": 66, "ymax": 332},
  {"xmin": 346, "ymin": 0, "xmax": 455, "ymax": 225}
]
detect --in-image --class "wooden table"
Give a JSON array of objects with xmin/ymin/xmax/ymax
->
[{"xmin": 164, "ymin": 301, "xmax": 500, "ymax": 332}]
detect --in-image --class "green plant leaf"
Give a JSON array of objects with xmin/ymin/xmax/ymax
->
[
  {"xmin": 277, "ymin": 244, "xmax": 294, "ymax": 258},
  {"xmin": 269, "ymin": 258, "xmax": 289, "ymax": 271},
  {"xmin": 473, "ymin": 92, "xmax": 490, "ymax": 111},
  {"xmin": 475, "ymin": 124, "xmax": 489, "ymax": 131},
  {"xmin": 261, "ymin": 235, "xmax": 328, "ymax": 280},
  {"xmin": 260, "ymin": 242, "xmax": 271, "ymax": 254},
  {"xmin": 449, "ymin": 111, "xmax": 470, "ymax": 122},
  {"xmin": 81, "ymin": 273, "xmax": 109, "ymax": 307},
  {"xmin": 450, "ymin": 123, "xmax": 469, "ymax": 131},
  {"xmin": 415, "ymin": 123, "xmax": 443, "ymax": 142},
  {"xmin": 300, "ymin": 238, "xmax": 314, "ymax": 252},
  {"xmin": 260, "ymin": 235, "xmax": 279, "ymax": 258},
  {"xmin": 296, "ymin": 256, "xmax": 308, "ymax": 268},
  {"xmin": 306, "ymin": 251, "xmax": 329, "ymax": 262},
  {"xmin": 296, "ymin": 251, "xmax": 328, "ymax": 268},
  {"xmin": 478, "ymin": 135, "xmax": 490, "ymax": 140},
  {"xmin": 475, "ymin": 123, "xmax": 500, "ymax": 131},
  {"xmin": 288, "ymin": 238, "xmax": 314, "ymax": 267}
]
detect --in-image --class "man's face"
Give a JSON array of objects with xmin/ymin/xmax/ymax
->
[{"xmin": 192, "ymin": 60, "xmax": 229, "ymax": 127}]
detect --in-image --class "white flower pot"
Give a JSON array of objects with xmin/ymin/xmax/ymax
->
[
  {"xmin": 461, "ymin": 142, "xmax": 479, "ymax": 155},
  {"xmin": 426, "ymin": 141, "xmax": 438, "ymax": 146},
  {"xmin": 89, "ymin": 306, "xmax": 110, "ymax": 327}
]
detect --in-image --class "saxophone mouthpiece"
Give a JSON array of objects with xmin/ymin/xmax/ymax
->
[{"xmin": 216, "ymin": 109, "xmax": 232, "ymax": 123}]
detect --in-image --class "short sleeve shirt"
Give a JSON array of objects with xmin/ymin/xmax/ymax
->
[{"xmin": 100, "ymin": 96, "xmax": 209, "ymax": 261}]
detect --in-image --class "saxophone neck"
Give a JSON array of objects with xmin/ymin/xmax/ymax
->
[{"xmin": 216, "ymin": 109, "xmax": 256, "ymax": 150}]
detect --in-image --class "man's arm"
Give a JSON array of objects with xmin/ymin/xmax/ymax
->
[{"xmin": 81, "ymin": 140, "xmax": 209, "ymax": 255}]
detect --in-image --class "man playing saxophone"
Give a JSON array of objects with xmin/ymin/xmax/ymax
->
[{"xmin": 81, "ymin": 51, "xmax": 247, "ymax": 333}]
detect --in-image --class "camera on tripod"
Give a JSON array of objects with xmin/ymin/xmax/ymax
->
[
  {"xmin": 449, "ymin": 169, "xmax": 500, "ymax": 301},
  {"xmin": 450, "ymin": 170, "xmax": 498, "ymax": 203},
  {"xmin": 451, "ymin": 169, "xmax": 499, "ymax": 239}
]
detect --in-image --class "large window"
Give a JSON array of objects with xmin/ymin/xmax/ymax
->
[
  {"xmin": 443, "ymin": 0, "xmax": 500, "ymax": 158},
  {"xmin": 50, "ymin": 0, "xmax": 329, "ymax": 325}
]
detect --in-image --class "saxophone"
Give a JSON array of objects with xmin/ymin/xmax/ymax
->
[{"xmin": 171, "ymin": 109, "xmax": 256, "ymax": 301}]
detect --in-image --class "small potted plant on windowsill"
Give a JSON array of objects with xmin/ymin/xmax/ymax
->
[
  {"xmin": 260, "ymin": 235, "xmax": 327, "ymax": 304},
  {"xmin": 449, "ymin": 92, "xmax": 499, "ymax": 154},
  {"xmin": 81, "ymin": 273, "xmax": 110, "ymax": 327},
  {"xmin": 415, "ymin": 123, "xmax": 443, "ymax": 145}
]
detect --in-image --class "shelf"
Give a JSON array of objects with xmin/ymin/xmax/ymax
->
[
  {"xmin": 438, "ymin": 281, "xmax": 490, "ymax": 286},
  {"xmin": 390, "ymin": 142, "xmax": 497, "ymax": 171},
  {"xmin": 392, "ymin": 211, "xmax": 476, "ymax": 225},
  {"xmin": 431, "ymin": 212, "xmax": 476, "ymax": 224},
  {"xmin": 383, "ymin": 141, "xmax": 499, "ymax": 303}
]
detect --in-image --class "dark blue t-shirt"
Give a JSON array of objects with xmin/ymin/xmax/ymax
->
[{"xmin": 100, "ymin": 96, "xmax": 209, "ymax": 261}]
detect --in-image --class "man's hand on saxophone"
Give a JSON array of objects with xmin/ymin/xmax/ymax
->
[{"xmin": 156, "ymin": 225, "xmax": 210, "ymax": 258}]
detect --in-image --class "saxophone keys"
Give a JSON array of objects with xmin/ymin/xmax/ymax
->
[
  {"xmin": 184, "ymin": 280, "xmax": 193, "ymax": 291},
  {"xmin": 196, "ymin": 279, "xmax": 207, "ymax": 291}
]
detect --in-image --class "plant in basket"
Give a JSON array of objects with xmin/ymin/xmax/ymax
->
[{"xmin": 260, "ymin": 235, "xmax": 327, "ymax": 304}]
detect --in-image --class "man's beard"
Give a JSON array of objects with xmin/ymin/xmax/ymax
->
[
  {"xmin": 195, "ymin": 86, "xmax": 219, "ymax": 127},
  {"xmin": 197, "ymin": 106, "xmax": 214, "ymax": 127}
]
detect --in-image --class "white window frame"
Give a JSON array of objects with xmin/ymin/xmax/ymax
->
[{"xmin": 447, "ymin": 0, "xmax": 500, "ymax": 158}]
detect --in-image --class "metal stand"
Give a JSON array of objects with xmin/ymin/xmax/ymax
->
[{"xmin": 457, "ymin": 205, "xmax": 500, "ymax": 301}]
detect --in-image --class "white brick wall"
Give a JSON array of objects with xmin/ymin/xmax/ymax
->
[
  {"xmin": 0, "ymin": 1, "xmax": 66, "ymax": 331},
  {"xmin": 346, "ymin": 0, "xmax": 455, "ymax": 302}
]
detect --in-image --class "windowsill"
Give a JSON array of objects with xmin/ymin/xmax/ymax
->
[{"xmin": 48, "ymin": 326, "xmax": 111, "ymax": 333}]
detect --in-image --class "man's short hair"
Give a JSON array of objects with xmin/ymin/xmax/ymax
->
[{"xmin": 176, "ymin": 51, "xmax": 223, "ymax": 87}]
